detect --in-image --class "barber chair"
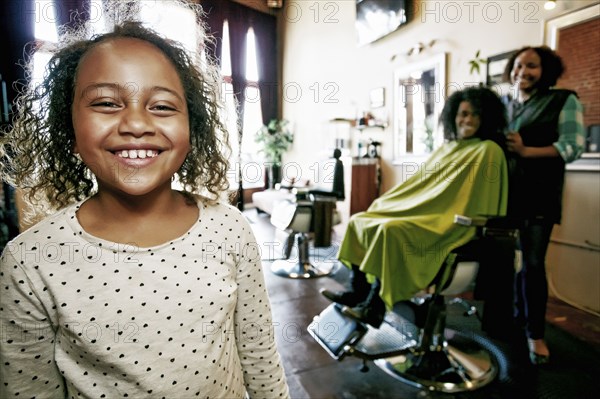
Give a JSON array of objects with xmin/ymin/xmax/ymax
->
[
  {"xmin": 308, "ymin": 215, "xmax": 520, "ymax": 393},
  {"xmin": 269, "ymin": 149, "xmax": 345, "ymax": 279}
]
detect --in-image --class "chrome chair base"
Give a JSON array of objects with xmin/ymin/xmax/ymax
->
[
  {"xmin": 374, "ymin": 329, "xmax": 497, "ymax": 393},
  {"xmin": 271, "ymin": 231, "xmax": 335, "ymax": 279},
  {"xmin": 270, "ymin": 258, "xmax": 334, "ymax": 279}
]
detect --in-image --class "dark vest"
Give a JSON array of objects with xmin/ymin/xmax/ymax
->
[{"xmin": 506, "ymin": 89, "xmax": 575, "ymax": 223}]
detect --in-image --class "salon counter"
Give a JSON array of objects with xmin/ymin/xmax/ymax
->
[{"xmin": 547, "ymin": 157, "xmax": 600, "ymax": 313}]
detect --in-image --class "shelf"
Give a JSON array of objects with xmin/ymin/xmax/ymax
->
[
  {"xmin": 355, "ymin": 124, "xmax": 388, "ymax": 131},
  {"xmin": 329, "ymin": 119, "xmax": 388, "ymax": 130},
  {"xmin": 581, "ymin": 152, "xmax": 600, "ymax": 159},
  {"xmin": 329, "ymin": 118, "xmax": 356, "ymax": 125},
  {"xmin": 566, "ymin": 156, "xmax": 600, "ymax": 172}
]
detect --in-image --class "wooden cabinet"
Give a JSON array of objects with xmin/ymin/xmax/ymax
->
[{"xmin": 350, "ymin": 158, "xmax": 381, "ymax": 215}]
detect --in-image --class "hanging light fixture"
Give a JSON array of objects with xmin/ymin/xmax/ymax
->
[
  {"xmin": 267, "ymin": 0, "xmax": 283, "ymax": 8},
  {"xmin": 544, "ymin": 0, "xmax": 557, "ymax": 10}
]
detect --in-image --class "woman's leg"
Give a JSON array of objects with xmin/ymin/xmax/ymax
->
[{"xmin": 515, "ymin": 219, "xmax": 554, "ymax": 361}]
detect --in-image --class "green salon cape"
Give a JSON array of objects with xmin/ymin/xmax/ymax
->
[{"xmin": 338, "ymin": 138, "xmax": 508, "ymax": 307}]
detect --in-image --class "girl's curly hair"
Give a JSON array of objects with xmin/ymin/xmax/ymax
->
[
  {"xmin": 440, "ymin": 86, "xmax": 507, "ymax": 147},
  {"xmin": 1, "ymin": 3, "xmax": 230, "ymax": 218}
]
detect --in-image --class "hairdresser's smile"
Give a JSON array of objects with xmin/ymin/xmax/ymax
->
[
  {"xmin": 71, "ymin": 37, "xmax": 190, "ymax": 198},
  {"xmin": 511, "ymin": 49, "xmax": 542, "ymax": 94}
]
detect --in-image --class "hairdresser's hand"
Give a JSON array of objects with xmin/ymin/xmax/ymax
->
[{"xmin": 506, "ymin": 131, "xmax": 525, "ymax": 156}]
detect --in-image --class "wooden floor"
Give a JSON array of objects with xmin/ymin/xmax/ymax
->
[
  {"xmin": 245, "ymin": 209, "xmax": 600, "ymax": 398},
  {"xmin": 545, "ymin": 296, "xmax": 600, "ymax": 352}
]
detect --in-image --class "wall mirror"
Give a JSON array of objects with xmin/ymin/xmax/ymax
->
[{"xmin": 393, "ymin": 52, "xmax": 447, "ymax": 163}]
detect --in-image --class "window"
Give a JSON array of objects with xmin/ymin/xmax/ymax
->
[
  {"xmin": 241, "ymin": 27, "xmax": 263, "ymax": 158},
  {"xmin": 34, "ymin": 1, "xmax": 58, "ymax": 42},
  {"xmin": 32, "ymin": 1, "xmax": 59, "ymax": 93},
  {"xmin": 32, "ymin": 0, "xmax": 196, "ymax": 93},
  {"xmin": 139, "ymin": 0, "xmax": 197, "ymax": 57},
  {"xmin": 221, "ymin": 22, "xmax": 264, "ymax": 189},
  {"xmin": 220, "ymin": 19, "xmax": 238, "ymax": 160}
]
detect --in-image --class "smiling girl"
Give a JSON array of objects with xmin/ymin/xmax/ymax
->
[{"xmin": 0, "ymin": 6, "xmax": 289, "ymax": 398}]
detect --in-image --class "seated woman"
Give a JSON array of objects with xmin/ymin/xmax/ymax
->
[{"xmin": 321, "ymin": 86, "xmax": 509, "ymax": 327}]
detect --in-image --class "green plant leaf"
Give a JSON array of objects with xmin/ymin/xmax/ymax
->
[
  {"xmin": 469, "ymin": 61, "xmax": 480, "ymax": 75},
  {"xmin": 468, "ymin": 50, "xmax": 487, "ymax": 76}
]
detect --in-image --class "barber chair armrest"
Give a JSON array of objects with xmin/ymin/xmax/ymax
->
[
  {"xmin": 454, "ymin": 214, "xmax": 524, "ymax": 228},
  {"xmin": 454, "ymin": 214, "xmax": 523, "ymax": 274},
  {"xmin": 454, "ymin": 214, "xmax": 523, "ymax": 238},
  {"xmin": 454, "ymin": 215, "xmax": 487, "ymax": 227}
]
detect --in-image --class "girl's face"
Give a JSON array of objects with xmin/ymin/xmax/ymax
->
[
  {"xmin": 455, "ymin": 101, "xmax": 480, "ymax": 139},
  {"xmin": 72, "ymin": 38, "xmax": 190, "ymax": 198},
  {"xmin": 511, "ymin": 49, "xmax": 542, "ymax": 93}
]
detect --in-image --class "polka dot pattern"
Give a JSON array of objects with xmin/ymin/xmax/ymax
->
[{"xmin": 0, "ymin": 198, "xmax": 289, "ymax": 398}]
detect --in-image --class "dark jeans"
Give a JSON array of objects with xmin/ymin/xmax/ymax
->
[{"xmin": 514, "ymin": 219, "xmax": 555, "ymax": 339}]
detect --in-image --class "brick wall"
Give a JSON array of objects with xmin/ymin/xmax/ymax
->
[{"xmin": 557, "ymin": 17, "xmax": 600, "ymax": 128}]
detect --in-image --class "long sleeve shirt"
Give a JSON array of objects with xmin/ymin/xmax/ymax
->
[{"xmin": 0, "ymin": 198, "xmax": 289, "ymax": 398}]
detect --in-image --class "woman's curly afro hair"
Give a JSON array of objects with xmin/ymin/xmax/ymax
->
[
  {"xmin": 502, "ymin": 45, "xmax": 565, "ymax": 90},
  {"xmin": 440, "ymin": 86, "xmax": 507, "ymax": 147}
]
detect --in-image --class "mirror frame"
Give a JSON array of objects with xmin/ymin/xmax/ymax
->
[{"xmin": 392, "ymin": 52, "xmax": 447, "ymax": 164}]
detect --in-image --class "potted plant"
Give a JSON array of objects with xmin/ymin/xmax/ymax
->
[{"xmin": 255, "ymin": 119, "xmax": 293, "ymax": 188}]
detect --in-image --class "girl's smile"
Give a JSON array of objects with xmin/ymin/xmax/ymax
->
[
  {"xmin": 111, "ymin": 147, "xmax": 162, "ymax": 168},
  {"xmin": 113, "ymin": 149, "xmax": 159, "ymax": 168},
  {"xmin": 71, "ymin": 37, "xmax": 190, "ymax": 198}
]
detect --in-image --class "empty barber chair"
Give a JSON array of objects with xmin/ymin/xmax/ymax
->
[
  {"xmin": 269, "ymin": 149, "xmax": 345, "ymax": 279},
  {"xmin": 308, "ymin": 215, "xmax": 520, "ymax": 392}
]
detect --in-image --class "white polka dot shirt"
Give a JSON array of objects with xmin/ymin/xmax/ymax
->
[{"xmin": 0, "ymin": 198, "xmax": 289, "ymax": 398}]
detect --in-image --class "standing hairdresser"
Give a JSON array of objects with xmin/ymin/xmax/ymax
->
[{"xmin": 502, "ymin": 45, "xmax": 585, "ymax": 365}]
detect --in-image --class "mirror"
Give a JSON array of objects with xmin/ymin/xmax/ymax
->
[{"xmin": 393, "ymin": 52, "xmax": 446, "ymax": 163}]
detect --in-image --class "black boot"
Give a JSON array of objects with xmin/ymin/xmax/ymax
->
[
  {"xmin": 341, "ymin": 279, "xmax": 386, "ymax": 328},
  {"xmin": 395, "ymin": 298, "xmax": 431, "ymax": 329},
  {"xmin": 320, "ymin": 264, "xmax": 370, "ymax": 307}
]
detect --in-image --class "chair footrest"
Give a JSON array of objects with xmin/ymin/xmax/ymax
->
[
  {"xmin": 352, "ymin": 321, "xmax": 418, "ymax": 359},
  {"xmin": 308, "ymin": 304, "xmax": 418, "ymax": 361},
  {"xmin": 307, "ymin": 304, "xmax": 367, "ymax": 359}
]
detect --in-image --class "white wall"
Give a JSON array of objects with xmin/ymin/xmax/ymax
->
[{"xmin": 280, "ymin": 0, "xmax": 597, "ymax": 192}]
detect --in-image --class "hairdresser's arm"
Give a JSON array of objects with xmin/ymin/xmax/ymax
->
[
  {"xmin": 0, "ymin": 249, "xmax": 66, "ymax": 398},
  {"xmin": 506, "ymin": 131, "xmax": 560, "ymax": 158},
  {"xmin": 554, "ymin": 94, "xmax": 586, "ymax": 163},
  {"xmin": 234, "ymin": 224, "xmax": 290, "ymax": 399},
  {"xmin": 507, "ymin": 95, "xmax": 585, "ymax": 161}
]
